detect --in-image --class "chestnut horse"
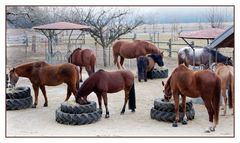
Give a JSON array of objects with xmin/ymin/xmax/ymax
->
[
  {"xmin": 137, "ymin": 54, "xmax": 164, "ymax": 82},
  {"xmin": 68, "ymin": 48, "xmax": 96, "ymax": 81},
  {"xmin": 75, "ymin": 69, "xmax": 136, "ymax": 118},
  {"xmin": 215, "ymin": 63, "xmax": 234, "ymax": 115},
  {"xmin": 9, "ymin": 61, "xmax": 80, "ymax": 108},
  {"xmin": 112, "ymin": 40, "xmax": 164, "ymax": 69},
  {"xmin": 162, "ymin": 64, "xmax": 221, "ymax": 133}
]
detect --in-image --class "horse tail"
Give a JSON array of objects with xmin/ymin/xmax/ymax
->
[
  {"xmin": 75, "ymin": 66, "xmax": 80, "ymax": 89},
  {"xmin": 128, "ymin": 83, "xmax": 136, "ymax": 111},
  {"xmin": 213, "ymin": 77, "xmax": 221, "ymax": 125},
  {"xmin": 112, "ymin": 41, "xmax": 121, "ymax": 65},
  {"xmin": 68, "ymin": 53, "xmax": 72, "ymax": 63},
  {"xmin": 90, "ymin": 53, "xmax": 96, "ymax": 73},
  {"xmin": 178, "ymin": 53, "xmax": 184, "ymax": 65},
  {"xmin": 228, "ymin": 73, "xmax": 233, "ymax": 108}
]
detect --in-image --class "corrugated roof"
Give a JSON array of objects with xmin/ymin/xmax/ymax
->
[
  {"xmin": 179, "ymin": 28, "xmax": 225, "ymax": 39},
  {"xmin": 207, "ymin": 26, "xmax": 234, "ymax": 49},
  {"xmin": 32, "ymin": 22, "xmax": 91, "ymax": 30}
]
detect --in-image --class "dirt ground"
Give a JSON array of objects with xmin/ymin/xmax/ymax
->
[{"xmin": 6, "ymin": 56, "xmax": 234, "ymax": 137}]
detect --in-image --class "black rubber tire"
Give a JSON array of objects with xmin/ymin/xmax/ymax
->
[
  {"xmin": 56, "ymin": 108, "xmax": 101, "ymax": 125},
  {"xmin": 6, "ymin": 96, "xmax": 33, "ymax": 110},
  {"xmin": 6, "ymin": 87, "xmax": 31, "ymax": 99},
  {"xmin": 148, "ymin": 68, "xmax": 168, "ymax": 79},
  {"xmin": 60, "ymin": 101, "xmax": 97, "ymax": 114},
  {"xmin": 150, "ymin": 107, "xmax": 195, "ymax": 122},
  {"xmin": 154, "ymin": 98, "xmax": 193, "ymax": 112}
]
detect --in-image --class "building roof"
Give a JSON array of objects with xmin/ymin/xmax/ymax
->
[
  {"xmin": 179, "ymin": 28, "xmax": 225, "ymax": 39},
  {"xmin": 32, "ymin": 22, "xmax": 91, "ymax": 30},
  {"xmin": 207, "ymin": 26, "xmax": 234, "ymax": 49}
]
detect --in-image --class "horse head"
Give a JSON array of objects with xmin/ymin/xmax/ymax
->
[
  {"xmin": 75, "ymin": 90, "xmax": 89, "ymax": 105},
  {"xmin": 9, "ymin": 68, "xmax": 19, "ymax": 87},
  {"xmin": 148, "ymin": 54, "xmax": 164, "ymax": 67},
  {"xmin": 225, "ymin": 57, "xmax": 233, "ymax": 66},
  {"xmin": 161, "ymin": 79, "xmax": 172, "ymax": 102}
]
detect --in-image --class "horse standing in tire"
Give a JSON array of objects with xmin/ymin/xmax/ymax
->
[
  {"xmin": 76, "ymin": 69, "xmax": 136, "ymax": 118},
  {"xmin": 9, "ymin": 61, "xmax": 80, "ymax": 108},
  {"xmin": 162, "ymin": 64, "xmax": 221, "ymax": 133}
]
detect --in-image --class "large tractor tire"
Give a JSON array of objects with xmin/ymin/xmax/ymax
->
[
  {"xmin": 6, "ymin": 86, "xmax": 32, "ymax": 110},
  {"xmin": 56, "ymin": 101, "xmax": 101, "ymax": 125},
  {"xmin": 154, "ymin": 98, "xmax": 193, "ymax": 112}
]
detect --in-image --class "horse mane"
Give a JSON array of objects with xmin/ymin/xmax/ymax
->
[{"xmin": 206, "ymin": 48, "xmax": 228, "ymax": 61}]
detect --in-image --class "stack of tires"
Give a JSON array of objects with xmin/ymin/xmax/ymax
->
[
  {"xmin": 150, "ymin": 98, "xmax": 195, "ymax": 122},
  {"xmin": 56, "ymin": 101, "xmax": 101, "ymax": 125},
  {"xmin": 6, "ymin": 86, "xmax": 33, "ymax": 110}
]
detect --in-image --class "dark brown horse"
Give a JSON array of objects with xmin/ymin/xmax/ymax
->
[
  {"xmin": 162, "ymin": 64, "xmax": 221, "ymax": 133},
  {"xmin": 112, "ymin": 40, "xmax": 164, "ymax": 69},
  {"xmin": 9, "ymin": 61, "xmax": 80, "ymax": 108},
  {"xmin": 215, "ymin": 63, "xmax": 234, "ymax": 115},
  {"xmin": 137, "ymin": 54, "xmax": 164, "ymax": 82},
  {"xmin": 75, "ymin": 69, "xmax": 136, "ymax": 118},
  {"xmin": 68, "ymin": 48, "xmax": 96, "ymax": 80}
]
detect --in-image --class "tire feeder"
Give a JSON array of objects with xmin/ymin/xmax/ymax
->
[
  {"xmin": 150, "ymin": 98, "xmax": 195, "ymax": 123},
  {"xmin": 56, "ymin": 101, "xmax": 101, "ymax": 125},
  {"xmin": 6, "ymin": 86, "xmax": 33, "ymax": 110}
]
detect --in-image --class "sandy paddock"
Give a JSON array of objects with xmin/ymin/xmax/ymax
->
[{"xmin": 6, "ymin": 57, "xmax": 234, "ymax": 137}]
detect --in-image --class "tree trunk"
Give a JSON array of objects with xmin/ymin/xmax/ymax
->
[{"xmin": 102, "ymin": 46, "xmax": 107, "ymax": 67}]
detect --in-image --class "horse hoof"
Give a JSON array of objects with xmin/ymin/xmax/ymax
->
[
  {"xmin": 43, "ymin": 103, "xmax": 48, "ymax": 107},
  {"xmin": 172, "ymin": 122, "xmax": 178, "ymax": 127},
  {"xmin": 210, "ymin": 127, "xmax": 215, "ymax": 132},
  {"xmin": 32, "ymin": 104, "xmax": 37, "ymax": 108},
  {"xmin": 105, "ymin": 114, "xmax": 110, "ymax": 118},
  {"xmin": 131, "ymin": 109, "xmax": 135, "ymax": 112},
  {"xmin": 204, "ymin": 130, "xmax": 211, "ymax": 133},
  {"xmin": 182, "ymin": 120, "xmax": 188, "ymax": 125}
]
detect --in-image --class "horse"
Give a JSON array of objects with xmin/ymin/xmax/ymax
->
[
  {"xmin": 75, "ymin": 69, "xmax": 136, "ymax": 118},
  {"xmin": 112, "ymin": 40, "xmax": 164, "ymax": 69},
  {"xmin": 9, "ymin": 61, "xmax": 80, "ymax": 108},
  {"xmin": 214, "ymin": 63, "xmax": 234, "ymax": 115},
  {"xmin": 162, "ymin": 64, "xmax": 221, "ymax": 133},
  {"xmin": 137, "ymin": 54, "xmax": 164, "ymax": 82},
  {"xmin": 178, "ymin": 46, "xmax": 233, "ymax": 69},
  {"xmin": 68, "ymin": 48, "xmax": 96, "ymax": 81}
]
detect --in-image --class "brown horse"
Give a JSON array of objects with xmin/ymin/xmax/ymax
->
[
  {"xmin": 9, "ymin": 61, "xmax": 80, "ymax": 108},
  {"xmin": 137, "ymin": 54, "xmax": 164, "ymax": 82},
  {"xmin": 162, "ymin": 64, "xmax": 221, "ymax": 133},
  {"xmin": 68, "ymin": 48, "xmax": 96, "ymax": 81},
  {"xmin": 112, "ymin": 40, "xmax": 164, "ymax": 69},
  {"xmin": 75, "ymin": 69, "xmax": 136, "ymax": 118},
  {"xmin": 215, "ymin": 63, "xmax": 234, "ymax": 115}
]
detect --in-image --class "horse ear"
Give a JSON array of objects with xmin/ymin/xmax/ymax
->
[{"xmin": 162, "ymin": 81, "xmax": 165, "ymax": 86}]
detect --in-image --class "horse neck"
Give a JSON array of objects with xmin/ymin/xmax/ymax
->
[
  {"xmin": 77, "ymin": 76, "xmax": 96, "ymax": 98},
  {"xmin": 147, "ymin": 43, "xmax": 159, "ymax": 54},
  {"xmin": 15, "ymin": 64, "xmax": 33, "ymax": 78}
]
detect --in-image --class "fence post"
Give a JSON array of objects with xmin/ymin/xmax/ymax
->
[
  {"xmin": 32, "ymin": 35, "xmax": 36, "ymax": 53},
  {"xmin": 168, "ymin": 39, "xmax": 172, "ymax": 57}
]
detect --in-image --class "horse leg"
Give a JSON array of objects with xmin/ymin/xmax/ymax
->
[
  {"xmin": 96, "ymin": 93, "xmax": 103, "ymax": 115},
  {"xmin": 32, "ymin": 84, "xmax": 39, "ymax": 108},
  {"xmin": 121, "ymin": 89, "xmax": 130, "ymax": 114},
  {"xmin": 202, "ymin": 99, "xmax": 215, "ymax": 133},
  {"xmin": 221, "ymin": 87, "xmax": 227, "ymax": 116},
  {"xmin": 40, "ymin": 85, "xmax": 48, "ymax": 107},
  {"xmin": 65, "ymin": 86, "xmax": 72, "ymax": 101},
  {"xmin": 102, "ymin": 92, "xmax": 109, "ymax": 118},
  {"xmin": 181, "ymin": 95, "xmax": 188, "ymax": 125},
  {"xmin": 85, "ymin": 66, "xmax": 92, "ymax": 76},
  {"xmin": 79, "ymin": 66, "xmax": 83, "ymax": 82},
  {"xmin": 173, "ymin": 93, "xmax": 180, "ymax": 127},
  {"xmin": 120, "ymin": 56, "xmax": 125, "ymax": 69}
]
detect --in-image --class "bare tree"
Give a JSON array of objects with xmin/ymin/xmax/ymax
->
[
  {"xmin": 79, "ymin": 8, "xmax": 143, "ymax": 66},
  {"xmin": 206, "ymin": 8, "xmax": 230, "ymax": 28}
]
